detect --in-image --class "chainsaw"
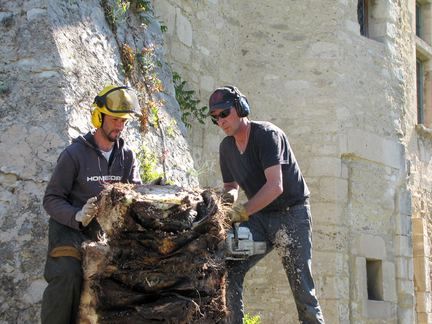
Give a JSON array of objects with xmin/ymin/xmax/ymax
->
[
  {"xmin": 224, "ymin": 223, "xmax": 266, "ymax": 260},
  {"xmin": 191, "ymin": 208, "xmax": 266, "ymax": 261}
]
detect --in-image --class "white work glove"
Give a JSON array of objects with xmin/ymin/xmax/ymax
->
[
  {"xmin": 221, "ymin": 191, "xmax": 235, "ymax": 206},
  {"xmin": 75, "ymin": 197, "xmax": 98, "ymax": 227},
  {"xmin": 220, "ymin": 188, "xmax": 238, "ymax": 206}
]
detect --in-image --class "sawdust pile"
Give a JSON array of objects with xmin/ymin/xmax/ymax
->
[{"xmin": 78, "ymin": 183, "xmax": 228, "ymax": 323}]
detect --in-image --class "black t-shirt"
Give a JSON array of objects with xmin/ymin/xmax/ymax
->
[{"xmin": 219, "ymin": 121, "xmax": 310, "ymax": 212}]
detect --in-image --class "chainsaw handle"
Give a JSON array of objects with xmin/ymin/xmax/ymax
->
[{"xmin": 233, "ymin": 222, "xmax": 240, "ymax": 249}]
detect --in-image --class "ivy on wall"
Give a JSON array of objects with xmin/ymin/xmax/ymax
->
[{"xmin": 172, "ymin": 71, "xmax": 207, "ymax": 128}]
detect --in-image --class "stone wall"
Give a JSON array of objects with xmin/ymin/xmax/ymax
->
[
  {"xmin": 407, "ymin": 1, "xmax": 432, "ymax": 323},
  {"xmin": 0, "ymin": 1, "xmax": 197, "ymax": 323},
  {"xmin": 2, "ymin": 0, "xmax": 431, "ymax": 323},
  {"xmin": 152, "ymin": 0, "xmax": 419, "ymax": 323},
  {"xmin": 410, "ymin": 126, "xmax": 432, "ymax": 324}
]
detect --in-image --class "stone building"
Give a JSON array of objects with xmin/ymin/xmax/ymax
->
[
  {"xmin": 153, "ymin": 0, "xmax": 431, "ymax": 323},
  {"xmin": 0, "ymin": 0, "xmax": 431, "ymax": 323}
]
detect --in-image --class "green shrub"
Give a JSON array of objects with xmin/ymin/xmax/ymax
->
[
  {"xmin": 137, "ymin": 146, "xmax": 163, "ymax": 183},
  {"xmin": 244, "ymin": 313, "xmax": 261, "ymax": 324}
]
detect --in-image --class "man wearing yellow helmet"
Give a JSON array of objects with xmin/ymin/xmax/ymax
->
[{"xmin": 40, "ymin": 85, "xmax": 142, "ymax": 324}]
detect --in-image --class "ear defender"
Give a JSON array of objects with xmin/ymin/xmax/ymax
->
[
  {"xmin": 236, "ymin": 95, "xmax": 250, "ymax": 117},
  {"xmin": 91, "ymin": 93, "xmax": 105, "ymax": 128},
  {"xmin": 91, "ymin": 107, "xmax": 103, "ymax": 128},
  {"xmin": 225, "ymin": 85, "xmax": 250, "ymax": 118},
  {"xmin": 94, "ymin": 95, "xmax": 105, "ymax": 108},
  {"xmin": 91, "ymin": 91, "xmax": 111, "ymax": 128}
]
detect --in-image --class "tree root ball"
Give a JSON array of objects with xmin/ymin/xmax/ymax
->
[{"xmin": 78, "ymin": 183, "xmax": 229, "ymax": 323}]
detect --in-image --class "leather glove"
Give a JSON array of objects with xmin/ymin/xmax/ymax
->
[
  {"xmin": 75, "ymin": 197, "xmax": 98, "ymax": 227},
  {"xmin": 227, "ymin": 203, "xmax": 249, "ymax": 224}
]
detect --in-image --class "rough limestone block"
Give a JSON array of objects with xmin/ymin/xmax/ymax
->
[
  {"xmin": 366, "ymin": 300, "xmax": 396, "ymax": 319},
  {"xmin": 200, "ymin": 75, "xmax": 214, "ymax": 91},
  {"xmin": 382, "ymin": 261, "xmax": 397, "ymax": 302},
  {"xmin": 355, "ymin": 257, "xmax": 367, "ymax": 303},
  {"xmin": 308, "ymin": 156, "xmax": 342, "ymax": 177},
  {"xmin": 396, "ymin": 256, "xmax": 410, "ymax": 280},
  {"xmin": 413, "ymin": 233, "xmax": 428, "ymax": 256},
  {"xmin": 397, "ymin": 307, "xmax": 414, "ymax": 324},
  {"xmin": 318, "ymin": 177, "xmax": 348, "ymax": 202},
  {"xmin": 397, "ymin": 291, "xmax": 415, "ymax": 308},
  {"xmin": 412, "ymin": 217, "xmax": 426, "ymax": 235},
  {"xmin": 395, "ymin": 214, "xmax": 412, "ymax": 236},
  {"xmin": 346, "ymin": 129, "xmax": 403, "ymax": 169},
  {"xmin": 398, "ymin": 279, "xmax": 414, "ymax": 296},
  {"xmin": 417, "ymin": 312, "xmax": 432, "ymax": 324},
  {"xmin": 152, "ymin": 0, "xmax": 175, "ymax": 36},
  {"xmin": 175, "ymin": 8, "xmax": 192, "ymax": 47},
  {"xmin": 318, "ymin": 299, "xmax": 345, "ymax": 324},
  {"xmin": 413, "ymin": 256, "xmax": 431, "ymax": 291},
  {"xmin": 415, "ymin": 291, "xmax": 432, "ymax": 313},
  {"xmin": 313, "ymin": 225, "xmax": 349, "ymax": 252},
  {"xmin": 357, "ymin": 234, "xmax": 386, "ymax": 260},
  {"xmin": 398, "ymin": 189, "xmax": 412, "ymax": 217},
  {"xmin": 311, "ymin": 202, "xmax": 347, "ymax": 226},
  {"xmin": 169, "ymin": 40, "xmax": 191, "ymax": 64},
  {"xmin": 395, "ymin": 235, "xmax": 413, "ymax": 258},
  {"xmin": 314, "ymin": 251, "xmax": 348, "ymax": 277}
]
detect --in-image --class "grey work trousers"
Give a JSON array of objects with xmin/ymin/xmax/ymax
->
[{"xmin": 226, "ymin": 201, "xmax": 325, "ymax": 324}]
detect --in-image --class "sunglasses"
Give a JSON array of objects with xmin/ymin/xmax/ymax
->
[{"xmin": 210, "ymin": 108, "xmax": 232, "ymax": 125}]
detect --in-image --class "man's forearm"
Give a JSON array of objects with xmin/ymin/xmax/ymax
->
[
  {"xmin": 244, "ymin": 182, "xmax": 283, "ymax": 215},
  {"xmin": 43, "ymin": 195, "xmax": 81, "ymax": 230}
]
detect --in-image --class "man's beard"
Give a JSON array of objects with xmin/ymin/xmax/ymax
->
[
  {"xmin": 108, "ymin": 131, "xmax": 120, "ymax": 142},
  {"xmin": 103, "ymin": 128, "xmax": 120, "ymax": 142}
]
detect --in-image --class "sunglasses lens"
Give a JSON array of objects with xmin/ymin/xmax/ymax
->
[
  {"xmin": 220, "ymin": 109, "xmax": 230, "ymax": 118},
  {"xmin": 210, "ymin": 108, "xmax": 231, "ymax": 124}
]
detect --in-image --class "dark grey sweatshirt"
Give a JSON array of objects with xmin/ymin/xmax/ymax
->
[{"xmin": 43, "ymin": 131, "xmax": 142, "ymax": 230}]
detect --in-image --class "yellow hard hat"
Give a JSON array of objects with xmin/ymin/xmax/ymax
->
[{"xmin": 91, "ymin": 85, "xmax": 140, "ymax": 128}]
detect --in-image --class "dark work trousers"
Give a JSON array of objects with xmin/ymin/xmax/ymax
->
[
  {"xmin": 226, "ymin": 201, "xmax": 325, "ymax": 324},
  {"xmin": 41, "ymin": 255, "xmax": 82, "ymax": 324},
  {"xmin": 41, "ymin": 218, "xmax": 93, "ymax": 324}
]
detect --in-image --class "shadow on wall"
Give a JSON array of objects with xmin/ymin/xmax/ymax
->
[{"xmin": 0, "ymin": 3, "xmax": 73, "ymax": 324}]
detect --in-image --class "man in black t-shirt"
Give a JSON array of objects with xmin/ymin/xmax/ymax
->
[{"xmin": 208, "ymin": 86, "xmax": 325, "ymax": 324}]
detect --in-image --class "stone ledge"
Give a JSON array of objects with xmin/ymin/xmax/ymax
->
[
  {"xmin": 365, "ymin": 300, "xmax": 396, "ymax": 319},
  {"xmin": 416, "ymin": 36, "xmax": 432, "ymax": 61},
  {"xmin": 416, "ymin": 124, "xmax": 432, "ymax": 140}
]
